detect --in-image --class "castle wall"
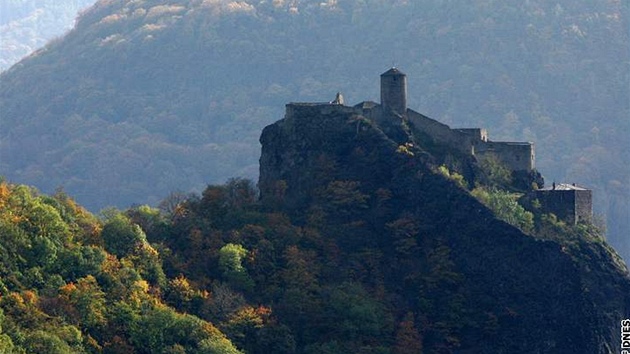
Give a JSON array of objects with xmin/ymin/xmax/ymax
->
[
  {"xmin": 535, "ymin": 189, "xmax": 577, "ymax": 224},
  {"xmin": 574, "ymin": 189, "xmax": 593, "ymax": 223},
  {"xmin": 395, "ymin": 110, "xmax": 534, "ymax": 172},
  {"xmin": 455, "ymin": 128, "xmax": 488, "ymax": 142},
  {"xmin": 285, "ymin": 103, "xmax": 361, "ymax": 121},
  {"xmin": 406, "ymin": 110, "xmax": 473, "ymax": 154},
  {"xmin": 476, "ymin": 141, "xmax": 534, "ymax": 172}
]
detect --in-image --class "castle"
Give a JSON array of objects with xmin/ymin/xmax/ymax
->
[
  {"xmin": 288, "ymin": 67, "xmax": 534, "ymax": 173},
  {"xmin": 282, "ymin": 68, "xmax": 591, "ymax": 224}
]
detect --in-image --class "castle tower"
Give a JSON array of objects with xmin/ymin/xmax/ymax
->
[{"xmin": 380, "ymin": 67, "xmax": 407, "ymax": 116}]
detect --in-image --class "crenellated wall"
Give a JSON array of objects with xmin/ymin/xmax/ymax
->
[
  {"xmin": 406, "ymin": 109, "xmax": 468, "ymax": 152},
  {"xmin": 406, "ymin": 109, "xmax": 534, "ymax": 171}
]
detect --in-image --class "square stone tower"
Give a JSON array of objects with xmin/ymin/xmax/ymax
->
[{"xmin": 380, "ymin": 68, "xmax": 407, "ymax": 116}]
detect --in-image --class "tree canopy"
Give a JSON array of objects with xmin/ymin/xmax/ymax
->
[{"xmin": 0, "ymin": 0, "xmax": 627, "ymax": 261}]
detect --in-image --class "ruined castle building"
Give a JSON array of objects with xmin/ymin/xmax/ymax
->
[
  {"xmin": 285, "ymin": 68, "xmax": 535, "ymax": 173},
  {"xmin": 274, "ymin": 68, "xmax": 594, "ymax": 225},
  {"xmin": 380, "ymin": 67, "xmax": 407, "ymax": 116}
]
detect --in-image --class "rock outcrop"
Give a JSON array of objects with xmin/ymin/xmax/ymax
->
[{"xmin": 259, "ymin": 100, "xmax": 630, "ymax": 353}]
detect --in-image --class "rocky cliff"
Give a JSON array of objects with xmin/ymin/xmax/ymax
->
[{"xmin": 259, "ymin": 103, "xmax": 630, "ymax": 353}]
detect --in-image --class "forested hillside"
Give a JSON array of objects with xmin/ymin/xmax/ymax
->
[
  {"xmin": 0, "ymin": 0, "xmax": 628, "ymax": 261},
  {"xmin": 0, "ymin": 0, "xmax": 97, "ymax": 71},
  {"xmin": 0, "ymin": 179, "xmax": 242, "ymax": 352},
  {"xmin": 1, "ymin": 143, "xmax": 628, "ymax": 352}
]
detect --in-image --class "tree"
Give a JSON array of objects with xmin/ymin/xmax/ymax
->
[
  {"xmin": 477, "ymin": 154, "xmax": 512, "ymax": 188},
  {"xmin": 126, "ymin": 243, "xmax": 167, "ymax": 289},
  {"xmin": 58, "ymin": 275, "xmax": 107, "ymax": 329},
  {"xmin": 101, "ymin": 214, "xmax": 148, "ymax": 258},
  {"xmin": 472, "ymin": 187, "xmax": 534, "ymax": 233},
  {"xmin": 218, "ymin": 243, "xmax": 253, "ymax": 291},
  {"xmin": 224, "ymin": 306, "xmax": 270, "ymax": 351},
  {"xmin": 387, "ymin": 215, "xmax": 420, "ymax": 256},
  {"xmin": 0, "ymin": 309, "xmax": 15, "ymax": 353},
  {"xmin": 320, "ymin": 180, "xmax": 370, "ymax": 221},
  {"xmin": 319, "ymin": 282, "xmax": 388, "ymax": 343},
  {"xmin": 254, "ymin": 323, "xmax": 296, "ymax": 354},
  {"xmin": 23, "ymin": 330, "xmax": 76, "ymax": 354},
  {"xmin": 127, "ymin": 205, "xmax": 169, "ymax": 241},
  {"xmin": 393, "ymin": 312, "xmax": 423, "ymax": 354},
  {"xmin": 128, "ymin": 304, "xmax": 242, "ymax": 354},
  {"xmin": 158, "ymin": 192, "xmax": 190, "ymax": 218}
]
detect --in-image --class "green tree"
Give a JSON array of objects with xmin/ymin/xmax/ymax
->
[
  {"xmin": 218, "ymin": 243, "xmax": 253, "ymax": 291},
  {"xmin": 125, "ymin": 243, "xmax": 167, "ymax": 289},
  {"xmin": 0, "ymin": 309, "xmax": 15, "ymax": 353},
  {"xmin": 23, "ymin": 330, "xmax": 76, "ymax": 354},
  {"xmin": 472, "ymin": 187, "xmax": 534, "ymax": 233},
  {"xmin": 127, "ymin": 205, "xmax": 169, "ymax": 241},
  {"xmin": 437, "ymin": 165, "xmax": 466, "ymax": 188},
  {"xmin": 320, "ymin": 282, "xmax": 388, "ymax": 342},
  {"xmin": 254, "ymin": 324, "xmax": 296, "ymax": 354},
  {"xmin": 102, "ymin": 214, "xmax": 148, "ymax": 258},
  {"xmin": 477, "ymin": 154, "xmax": 512, "ymax": 188},
  {"xmin": 319, "ymin": 180, "xmax": 370, "ymax": 224},
  {"xmin": 58, "ymin": 275, "xmax": 107, "ymax": 330},
  {"xmin": 129, "ymin": 305, "xmax": 242, "ymax": 354}
]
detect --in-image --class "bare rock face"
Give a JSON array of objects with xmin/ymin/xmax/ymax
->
[
  {"xmin": 258, "ymin": 102, "xmax": 630, "ymax": 353},
  {"xmin": 259, "ymin": 103, "xmax": 399, "ymax": 214}
]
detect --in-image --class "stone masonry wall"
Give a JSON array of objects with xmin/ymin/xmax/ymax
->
[
  {"xmin": 477, "ymin": 142, "xmax": 535, "ymax": 172},
  {"xmin": 406, "ymin": 109, "xmax": 474, "ymax": 154},
  {"xmin": 406, "ymin": 109, "xmax": 534, "ymax": 171},
  {"xmin": 535, "ymin": 189, "xmax": 578, "ymax": 224},
  {"xmin": 534, "ymin": 189, "xmax": 592, "ymax": 225},
  {"xmin": 574, "ymin": 189, "xmax": 593, "ymax": 223}
]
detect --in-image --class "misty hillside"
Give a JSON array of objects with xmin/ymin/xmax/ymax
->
[
  {"xmin": 0, "ymin": 0, "xmax": 97, "ymax": 71},
  {"xmin": 0, "ymin": 0, "xmax": 628, "ymax": 261}
]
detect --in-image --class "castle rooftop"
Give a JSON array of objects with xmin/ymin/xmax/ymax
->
[
  {"xmin": 381, "ymin": 67, "xmax": 405, "ymax": 76},
  {"xmin": 288, "ymin": 102, "xmax": 334, "ymax": 106},
  {"xmin": 539, "ymin": 183, "xmax": 589, "ymax": 191}
]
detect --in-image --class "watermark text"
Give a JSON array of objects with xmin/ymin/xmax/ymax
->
[{"xmin": 622, "ymin": 319, "xmax": 630, "ymax": 354}]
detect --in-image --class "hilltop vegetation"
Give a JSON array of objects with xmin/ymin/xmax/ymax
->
[{"xmin": 0, "ymin": 0, "xmax": 628, "ymax": 261}]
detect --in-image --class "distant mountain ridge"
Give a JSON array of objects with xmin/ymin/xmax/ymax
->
[
  {"xmin": 0, "ymin": 0, "xmax": 97, "ymax": 71},
  {"xmin": 0, "ymin": 0, "xmax": 628, "ymax": 261}
]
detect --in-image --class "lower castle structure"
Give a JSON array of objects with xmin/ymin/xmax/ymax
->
[{"xmin": 534, "ymin": 183, "xmax": 593, "ymax": 224}]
